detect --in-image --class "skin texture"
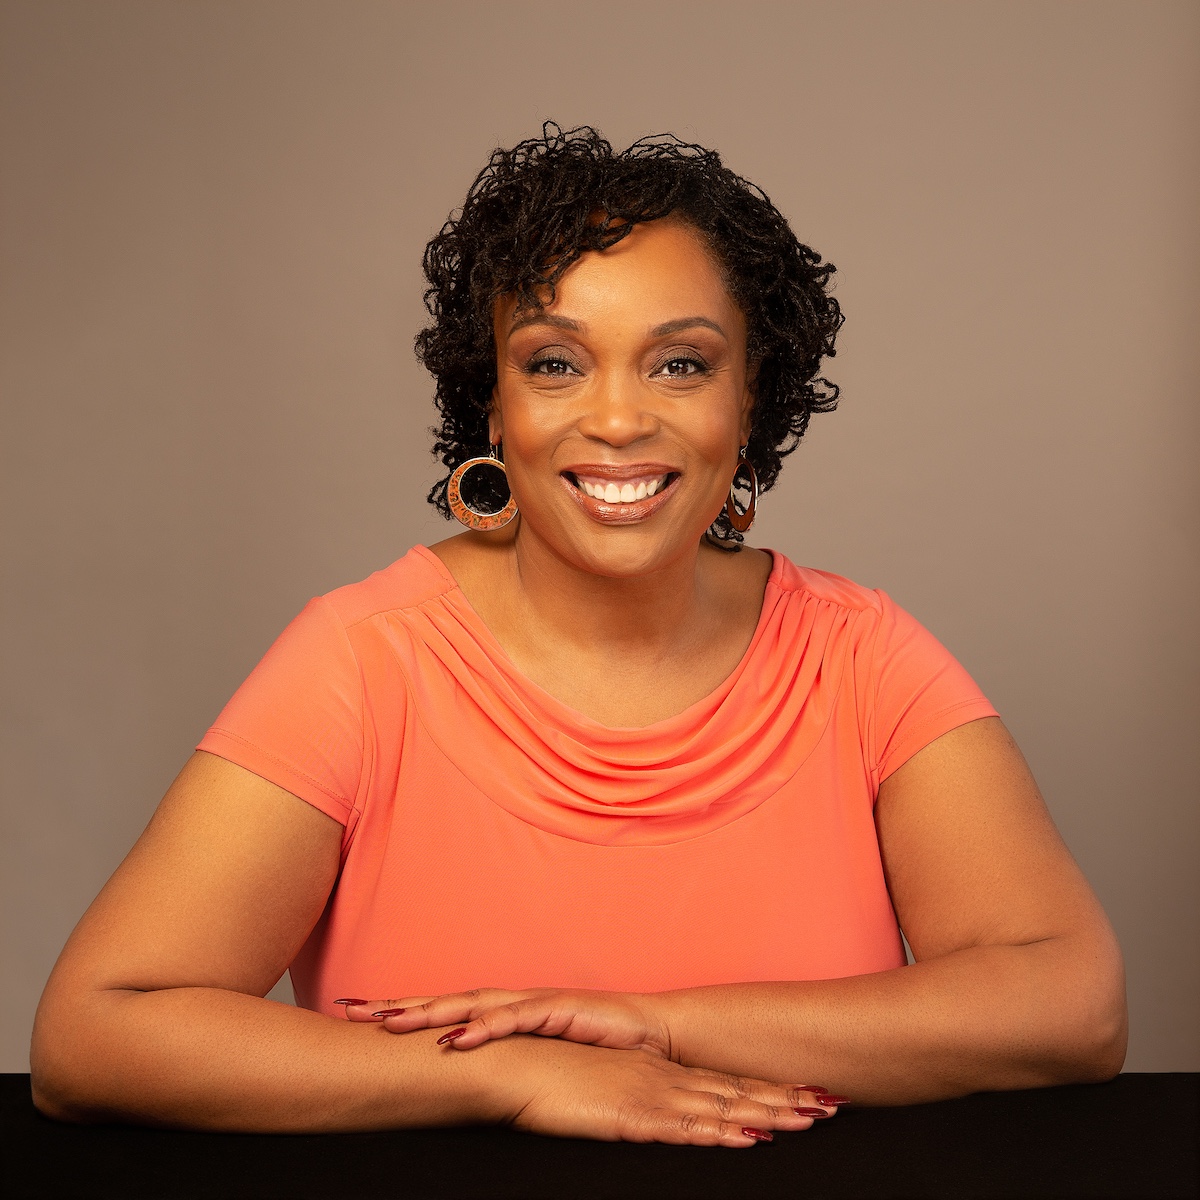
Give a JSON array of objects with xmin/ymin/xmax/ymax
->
[
  {"xmin": 30, "ymin": 220, "xmax": 1126, "ymax": 1141},
  {"xmin": 435, "ymin": 219, "xmax": 770, "ymax": 729}
]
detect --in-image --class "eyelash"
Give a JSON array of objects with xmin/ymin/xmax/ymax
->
[
  {"xmin": 524, "ymin": 354, "xmax": 710, "ymax": 378},
  {"xmin": 658, "ymin": 355, "xmax": 709, "ymax": 378},
  {"xmin": 525, "ymin": 355, "xmax": 577, "ymax": 377}
]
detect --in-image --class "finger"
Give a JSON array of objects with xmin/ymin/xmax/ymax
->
[
  {"xmin": 375, "ymin": 989, "xmax": 519, "ymax": 1033},
  {"xmin": 446, "ymin": 994, "xmax": 652, "ymax": 1050},
  {"xmin": 444, "ymin": 998, "xmax": 568, "ymax": 1048},
  {"xmin": 781, "ymin": 1083, "xmax": 847, "ymax": 1114},
  {"xmin": 387, "ymin": 998, "xmax": 562, "ymax": 1047},
  {"xmin": 336, "ymin": 996, "xmax": 438, "ymax": 1022},
  {"xmin": 688, "ymin": 1089, "xmax": 826, "ymax": 1133},
  {"xmin": 687, "ymin": 1072, "xmax": 843, "ymax": 1120},
  {"xmin": 786, "ymin": 1084, "xmax": 843, "ymax": 1116},
  {"xmin": 626, "ymin": 1106, "xmax": 775, "ymax": 1149}
]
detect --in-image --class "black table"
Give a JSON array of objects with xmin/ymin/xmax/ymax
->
[{"xmin": 3, "ymin": 1073, "xmax": 1196, "ymax": 1199}]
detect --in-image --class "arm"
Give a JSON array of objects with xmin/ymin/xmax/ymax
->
[
  {"xmin": 659, "ymin": 718, "xmax": 1126, "ymax": 1102},
  {"xmin": 31, "ymin": 752, "xmax": 812, "ymax": 1142},
  {"xmin": 383, "ymin": 719, "xmax": 1126, "ymax": 1104},
  {"xmin": 30, "ymin": 752, "xmax": 499, "ymax": 1131}
]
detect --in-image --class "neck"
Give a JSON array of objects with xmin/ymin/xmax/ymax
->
[{"xmin": 502, "ymin": 523, "xmax": 720, "ymax": 662}]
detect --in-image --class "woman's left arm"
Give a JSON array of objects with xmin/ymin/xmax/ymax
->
[
  {"xmin": 362, "ymin": 718, "xmax": 1126, "ymax": 1104},
  {"xmin": 650, "ymin": 715, "xmax": 1128, "ymax": 1102}
]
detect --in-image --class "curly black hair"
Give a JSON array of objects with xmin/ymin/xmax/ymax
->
[{"xmin": 415, "ymin": 122, "xmax": 844, "ymax": 542}]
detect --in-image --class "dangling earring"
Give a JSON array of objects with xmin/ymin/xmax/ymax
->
[
  {"xmin": 446, "ymin": 443, "xmax": 518, "ymax": 531},
  {"xmin": 725, "ymin": 447, "xmax": 758, "ymax": 533}
]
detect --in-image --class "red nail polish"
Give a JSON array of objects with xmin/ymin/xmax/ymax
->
[
  {"xmin": 793, "ymin": 1107, "xmax": 831, "ymax": 1118},
  {"xmin": 372, "ymin": 1008, "xmax": 407, "ymax": 1017},
  {"xmin": 334, "ymin": 998, "xmax": 368, "ymax": 1006},
  {"xmin": 742, "ymin": 1127, "xmax": 773, "ymax": 1141},
  {"xmin": 816, "ymin": 1094, "xmax": 851, "ymax": 1106},
  {"xmin": 436, "ymin": 1027, "xmax": 467, "ymax": 1045},
  {"xmin": 795, "ymin": 1084, "xmax": 828, "ymax": 1093}
]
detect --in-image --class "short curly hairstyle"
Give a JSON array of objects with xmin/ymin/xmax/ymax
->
[{"xmin": 415, "ymin": 122, "xmax": 843, "ymax": 542}]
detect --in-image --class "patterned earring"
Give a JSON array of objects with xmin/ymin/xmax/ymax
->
[
  {"xmin": 724, "ymin": 448, "xmax": 758, "ymax": 533},
  {"xmin": 446, "ymin": 444, "xmax": 518, "ymax": 531}
]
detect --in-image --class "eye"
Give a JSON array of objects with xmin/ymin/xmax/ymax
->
[
  {"xmin": 526, "ymin": 354, "xmax": 579, "ymax": 378},
  {"xmin": 657, "ymin": 355, "xmax": 708, "ymax": 379}
]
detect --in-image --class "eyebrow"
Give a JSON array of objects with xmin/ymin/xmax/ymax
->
[
  {"xmin": 508, "ymin": 312, "xmax": 728, "ymax": 340},
  {"xmin": 650, "ymin": 316, "xmax": 727, "ymax": 339},
  {"xmin": 509, "ymin": 312, "xmax": 582, "ymax": 334}
]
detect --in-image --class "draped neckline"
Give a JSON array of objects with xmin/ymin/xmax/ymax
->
[
  {"xmin": 411, "ymin": 543, "xmax": 782, "ymax": 735},
  {"xmin": 386, "ymin": 545, "xmax": 858, "ymax": 846}
]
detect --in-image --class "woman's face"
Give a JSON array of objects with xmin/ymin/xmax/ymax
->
[{"xmin": 491, "ymin": 218, "xmax": 753, "ymax": 578}]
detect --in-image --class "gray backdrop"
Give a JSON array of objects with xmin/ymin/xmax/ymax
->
[{"xmin": 2, "ymin": 0, "xmax": 1197, "ymax": 1074}]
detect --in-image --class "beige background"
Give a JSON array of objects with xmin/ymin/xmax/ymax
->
[{"xmin": 2, "ymin": 0, "xmax": 1197, "ymax": 1074}]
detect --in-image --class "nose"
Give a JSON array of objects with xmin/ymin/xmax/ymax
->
[{"xmin": 576, "ymin": 374, "xmax": 660, "ymax": 447}]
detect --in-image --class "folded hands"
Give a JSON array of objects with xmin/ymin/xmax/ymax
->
[{"xmin": 334, "ymin": 987, "xmax": 842, "ymax": 1145}]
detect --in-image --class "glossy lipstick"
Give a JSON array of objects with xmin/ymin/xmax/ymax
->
[{"xmin": 561, "ymin": 462, "xmax": 680, "ymax": 525}]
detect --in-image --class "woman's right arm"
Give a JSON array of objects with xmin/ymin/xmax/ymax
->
[
  {"xmin": 31, "ymin": 752, "xmax": 805, "ymax": 1143},
  {"xmin": 31, "ymin": 751, "xmax": 507, "ymax": 1131}
]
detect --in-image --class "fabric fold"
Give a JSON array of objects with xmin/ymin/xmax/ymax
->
[{"xmin": 383, "ymin": 548, "xmax": 860, "ymax": 844}]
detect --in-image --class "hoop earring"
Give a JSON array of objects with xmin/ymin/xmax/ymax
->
[
  {"xmin": 724, "ymin": 448, "xmax": 758, "ymax": 533},
  {"xmin": 446, "ymin": 444, "xmax": 518, "ymax": 531}
]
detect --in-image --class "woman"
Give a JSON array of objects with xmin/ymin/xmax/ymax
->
[{"xmin": 30, "ymin": 125, "xmax": 1126, "ymax": 1147}]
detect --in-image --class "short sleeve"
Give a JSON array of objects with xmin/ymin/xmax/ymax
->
[
  {"xmin": 868, "ymin": 592, "xmax": 999, "ymax": 787},
  {"xmin": 197, "ymin": 596, "xmax": 364, "ymax": 829}
]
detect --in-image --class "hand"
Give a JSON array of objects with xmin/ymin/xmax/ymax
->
[
  {"xmin": 341, "ymin": 987, "xmax": 674, "ymax": 1056},
  {"xmin": 477, "ymin": 1034, "xmax": 839, "ymax": 1147},
  {"xmin": 338, "ymin": 992, "xmax": 843, "ymax": 1144}
]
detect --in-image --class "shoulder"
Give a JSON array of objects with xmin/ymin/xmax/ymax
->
[
  {"xmin": 318, "ymin": 545, "xmax": 457, "ymax": 629},
  {"xmin": 764, "ymin": 550, "xmax": 888, "ymax": 617}
]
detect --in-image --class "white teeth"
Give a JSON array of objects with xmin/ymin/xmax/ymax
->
[{"xmin": 576, "ymin": 475, "xmax": 669, "ymax": 503}]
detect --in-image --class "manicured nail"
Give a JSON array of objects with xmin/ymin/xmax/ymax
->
[
  {"xmin": 795, "ymin": 1084, "xmax": 828, "ymax": 1093},
  {"xmin": 436, "ymin": 1027, "xmax": 467, "ymax": 1045},
  {"xmin": 334, "ymin": 998, "xmax": 367, "ymax": 1006},
  {"xmin": 742, "ymin": 1127, "xmax": 773, "ymax": 1141},
  {"xmin": 372, "ymin": 1008, "xmax": 407, "ymax": 1017},
  {"xmin": 794, "ymin": 1107, "xmax": 831, "ymax": 1118},
  {"xmin": 816, "ymin": 1094, "xmax": 851, "ymax": 1106}
]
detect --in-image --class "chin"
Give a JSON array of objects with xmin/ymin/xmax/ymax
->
[{"xmin": 556, "ymin": 524, "xmax": 700, "ymax": 579}]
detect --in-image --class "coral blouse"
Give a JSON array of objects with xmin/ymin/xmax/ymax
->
[{"xmin": 197, "ymin": 546, "xmax": 997, "ymax": 1013}]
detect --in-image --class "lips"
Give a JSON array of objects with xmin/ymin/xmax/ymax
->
[{"xmin": 561, "ymin": 464, "xmax": 680, "ymax": 520}]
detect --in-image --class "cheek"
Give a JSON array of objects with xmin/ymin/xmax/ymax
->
[
  {"xmin": 499, "ymin": 399, "xmax": 567, "ymax": 460},
  {"xmin": 493, "ymin": 397, "xmax": 569, "ymax": 505},
  {"xmin": 676, "ymin": 401, "xmax": 744, "ymax": 465}
]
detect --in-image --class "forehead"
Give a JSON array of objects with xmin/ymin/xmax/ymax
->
[{"xmin": 494, "ymin": 219, "xmax": 742, "ymax": 334}]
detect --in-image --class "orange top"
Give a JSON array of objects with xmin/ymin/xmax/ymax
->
[{"xmin": 198, "ymin": 546, "xmax": 997, "ymax": 1013}]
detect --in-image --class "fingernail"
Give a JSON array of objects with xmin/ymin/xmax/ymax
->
[
  {"xmin": 795, "ymin": 1084, "xmax": 828, "ymax": 1093},
  {"xmin": 793, "ymin": 1107, "xmax": 831, "ymax": 1118},
  {"xmin": 334, "ymin": 998, "xmax": 368, "ymax": 1006},
  {"xmin": 436, "ymin": 1027, "xmax": 467, "ymax": 1045},
  {"xmin": 816, "ymin": 1094, "xmax": 851, "ymax": 1106},
  {"xmin": 372, "ymin": 1008, "xmax": 407, "ymax": 1017},
  {"xmin": 742, "ymin": 1127, "xmax": 773, "ymax": 1142}
]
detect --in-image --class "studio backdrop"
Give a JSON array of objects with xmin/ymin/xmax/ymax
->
[{"xmin": 2, "ymin": 0, "xmax": 1197, "ymax": 1073}]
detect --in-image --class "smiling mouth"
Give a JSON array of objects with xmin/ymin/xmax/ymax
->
[{"xmin": 566, "ymin": 472, "xmax": 677, "ymax": 504}]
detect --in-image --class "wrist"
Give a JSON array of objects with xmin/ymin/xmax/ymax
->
[
  {"xmin": 638, "ymin": 991, "xmax": 683, "ymax": 1062},
  {"xmin": 363, "ymin": 1025, "xmax": 518, "ymax": 1128},
  {"xmin": 436, "ymin": 1032, "xmax": 642, "ymax": 1127}
]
